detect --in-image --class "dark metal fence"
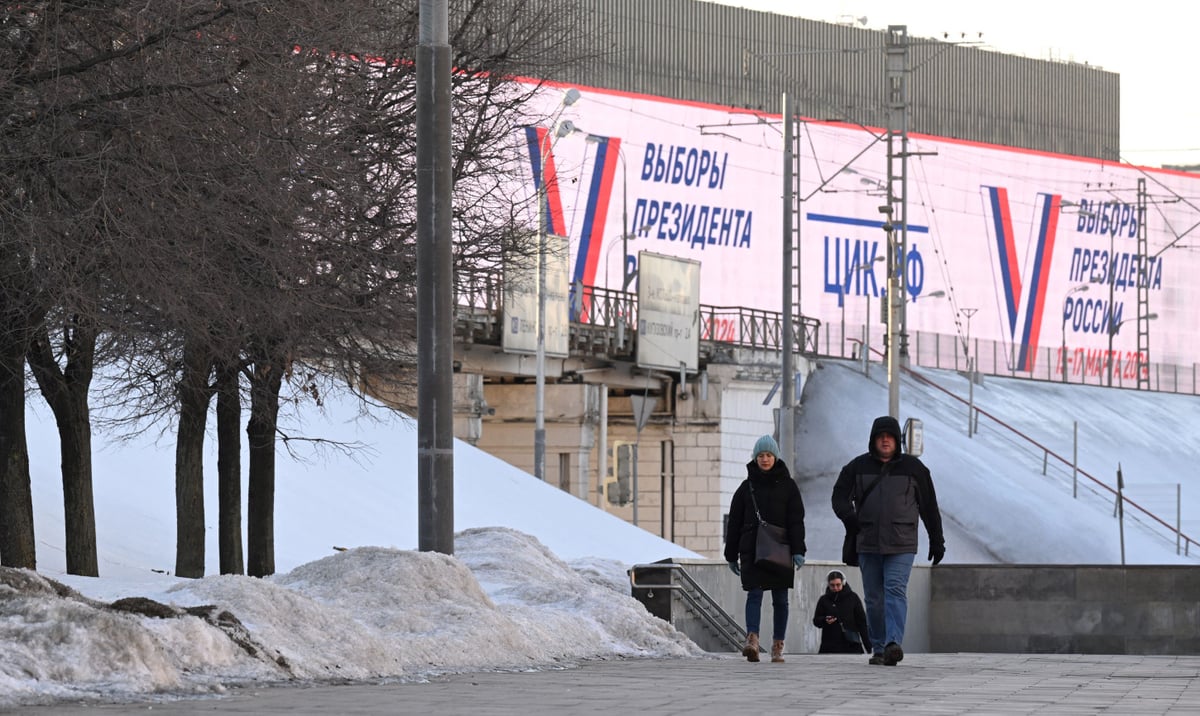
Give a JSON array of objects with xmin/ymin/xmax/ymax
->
[
  {"xmin": 820, "ymin": 320, "xmax": 1199, "ymax": 397},
  {"xmin": 457, "ymin": 279, "xmax": 823, "ymax": 358}
]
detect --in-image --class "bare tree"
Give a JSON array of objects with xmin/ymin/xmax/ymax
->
[{"xmin": 0, "ymin": 0, "xmax": 594, "ymax": 576}]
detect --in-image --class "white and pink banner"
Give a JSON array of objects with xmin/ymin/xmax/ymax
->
[{"xmin": 512, "ymin": 81, "xmax": 1200, "ymax": 371}]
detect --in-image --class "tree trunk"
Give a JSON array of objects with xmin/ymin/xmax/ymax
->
[
  {"xmin": 27, "ymin": 321, "xmax": 99, "ymax": 576},
  {"xmin": 216, "ymin": 361, "xmax": 244, "ymax": 575},
  {"xmin": 246, "ymin": 358, "xmax": 282, "ymax": 578},
  {"xmin": 0, "ymin": 339, "xmax": 36, "ymax": 570},
  {"xmin": 174, "ymin": 336, "xmax": 212, "ymax": 578}
]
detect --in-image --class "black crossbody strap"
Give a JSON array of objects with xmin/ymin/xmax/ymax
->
[
  {"xmin": 747, "ymin": 482, "xmax": 766, "ymax": 524},
  {"xmin": 857, "ymin": 463, "xmax": 890, "ymax": 507}
]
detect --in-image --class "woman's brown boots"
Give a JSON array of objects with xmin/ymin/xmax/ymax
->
[
  {"xmin": 771, "ymin": 640, "xmax": 785, "ymax": 663},
  {"xmin": 741, "ymin": 632, "xmax": 760, "ymax": 662},
  {"xmin": 741, "ymin": 633, "xmax": 784, "ymax": 663}
]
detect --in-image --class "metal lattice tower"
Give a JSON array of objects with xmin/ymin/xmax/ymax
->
[{"xmin": 1136, "ymin": 178, "xmax": 1151, "ymax": 390}]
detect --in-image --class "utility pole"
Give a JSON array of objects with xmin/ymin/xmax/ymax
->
[
  {"xmin": 885, "ymin": 26, "xmax": 911, "ymax": 363},
  {"xmin": 780, "ymin": 93, "xmax": 796, "ymax": 471},
  {"xmin": 415, "ymin": 0, "xmax": 454, "ymax": 554},
  {"xmin": 883, "ymin": 26, "xmax": 907, "ymax": 419}
]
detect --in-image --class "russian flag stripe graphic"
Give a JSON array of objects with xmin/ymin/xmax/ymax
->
[
  {"xmin": 1017, "ymin": 195, "xmax": 1061, "ymax": 371},
  {"xmin": 524, "ymin": 126, "xmax": 567, "ymax": 236},
  {"xmin": 987, "ymin": 186, "xmax": 1021, "ymax": 334},
  {"xmin": 984, "ymin": 186, "xmax": 1061, "ymax": 372},
  {"xmin": 576, "ymin": 137, "xmax": 619, "ymax": 295}
]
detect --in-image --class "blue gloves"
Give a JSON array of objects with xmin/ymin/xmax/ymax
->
[
  {"xmin": 792, "ymin": 554, "xmax": 806, "ymax": 569},
  {"xmin": 728, "ymin": 561, "xmax": 740, "ymax": 576}
]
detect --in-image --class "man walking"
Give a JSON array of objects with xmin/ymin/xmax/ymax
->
[{"xmin": 832, "ymin": 416, "xmax": 944, "ymax": 666}]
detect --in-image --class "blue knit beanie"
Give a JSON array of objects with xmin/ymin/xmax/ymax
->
[{"xmin": 752, "ymin": 434, "xmax": 780, "ymax": 460}]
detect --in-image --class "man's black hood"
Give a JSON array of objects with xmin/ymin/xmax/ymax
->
[{"xmin": 868, "ymin": 415, "xmax": 902, "ymax": 455}]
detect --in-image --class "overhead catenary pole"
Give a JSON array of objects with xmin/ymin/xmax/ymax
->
[
  {"xmin": 896, "ymin": 27, "xmax": 912, "ymax": 362},
  {"xmin": 1135, "ymin": 177, "xmax": 1150, "ymax": 389},
  {"xmin": 416, "ymin": 0, "xmax": 454, "ymax": 554},
  {"xmin": 780, "ymin": 93, "xmax": 795, "ymax": 471},
  {"xmin": 883, "ymin": 26, "xmax": 907, "ymax": 419},
  {"xmin": 884, "ymin": 210, "xmax": 901, "ymax": 418}
]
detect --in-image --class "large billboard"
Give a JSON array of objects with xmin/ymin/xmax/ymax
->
[{"xmin": 512, "ymin": 81, "xmax": 1200, "ymax": 371}]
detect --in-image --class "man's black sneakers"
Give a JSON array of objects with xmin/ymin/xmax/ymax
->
[
  {"xmin": 868, "ymin": 654, "xmax": 886, "ymax": 665},
  {"xmin": 883, "ymin": 642, "xmax": 904, "ymax": 666}
]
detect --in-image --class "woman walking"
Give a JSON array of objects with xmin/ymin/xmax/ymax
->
[
  {"xmin": 723, "ymin": 435, "xmax": 806, "ymax": 663},
  {"xmin": 811, "ymin": 569, "xmax": 872, "ymax": 654}
]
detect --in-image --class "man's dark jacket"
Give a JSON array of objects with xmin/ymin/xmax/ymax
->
[{"xmin": 831, "ymin": 416, "xmax": 944, "ymax": 556}]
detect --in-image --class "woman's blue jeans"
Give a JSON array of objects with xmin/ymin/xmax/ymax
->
[
  {"xmin": 858, "ymin": 551, "xmax": 915, "ymax": 653},
  {"xmin": 745, "ymin": 588, "xmax": 789, "ymax": 640}
]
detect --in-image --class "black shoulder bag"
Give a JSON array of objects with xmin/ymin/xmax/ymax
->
[{"xmin": 748, "ymin": 483, "xmax": 793, "ymax": 574}]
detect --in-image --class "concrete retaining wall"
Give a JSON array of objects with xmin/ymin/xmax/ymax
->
[
  {"xmin": 635, "ymin": 562, "xmax": 1200, "ymax": 656},
  {"xmin": 634, "ymin": 559, "xmax": 930, "ymax": 655},
  {"xmin": 930, "ymin": 565, "xmax": 1200, "ymax": 654}
]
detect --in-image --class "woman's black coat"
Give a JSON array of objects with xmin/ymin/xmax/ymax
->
[
  {"xmin": 811, "ymin": 582, "xmax": 871, "ymax": 654},
  {"xmin": 723, "ymin": 458, "xmax": 806, "ymax": 591}
]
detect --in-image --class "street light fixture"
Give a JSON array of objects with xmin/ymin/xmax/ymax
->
[
  {"xmin": 534, "ymin": 88, "xmax": 580, "ymax": 482},
  {"xmin": 1060, "ymin": 286, "xmax": 1088, "ymax": 383},
  {"xmin": 603, "ymin": 223, "xmax": 654, "ymax": 291},
  {"xmin": 1107, "ymin": 312, "xmax": 1158, "ymax": 386},
  {"xmin": 1110, "ymin": 313, "xmax": 1158, "ymax": 334}
]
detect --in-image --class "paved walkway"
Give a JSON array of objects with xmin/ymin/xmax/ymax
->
[{"xmin": 23, "ymin": 652, "xmax": 1200, "ymax": 715}]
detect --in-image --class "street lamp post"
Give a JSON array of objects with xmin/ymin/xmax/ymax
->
[
  {"xmin": 415, "ymin": 0, "xmax": 454, "ymax": 554},
  {"xmin": 534, "ymin": 89, "xmax": 580, "ymax": 482},
  {"xmin": 959, "ymin": 307, "xmax": 978, "ymax": 377},
  {"xmin": 1060, "ymin": 286, "xmax": 1088, "ymax": 383}
]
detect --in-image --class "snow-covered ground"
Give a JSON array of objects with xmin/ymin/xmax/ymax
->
[
  {"xmin": 792, "ymin": 359, "xmax": 1200, "ymax": 566},
  {"xmin": 4, "ymin": 359, "xmax": 1198, "ymax": 707}
]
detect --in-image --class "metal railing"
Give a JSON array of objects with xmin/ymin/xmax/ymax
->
[
  {"xmin": 629, "ymin": 563, "xmax": 749, "ymax": 653},
  {"xmin": 900, "ymin": 366, "xmax": 1197, "ymax": 557},
  {"xmin": 821, "ymin": 321, "xmax": 1198, "ymax": 396},
  {"xmin": 456, "ymin": 279, "xmax": 823, "ymax": 357}
]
